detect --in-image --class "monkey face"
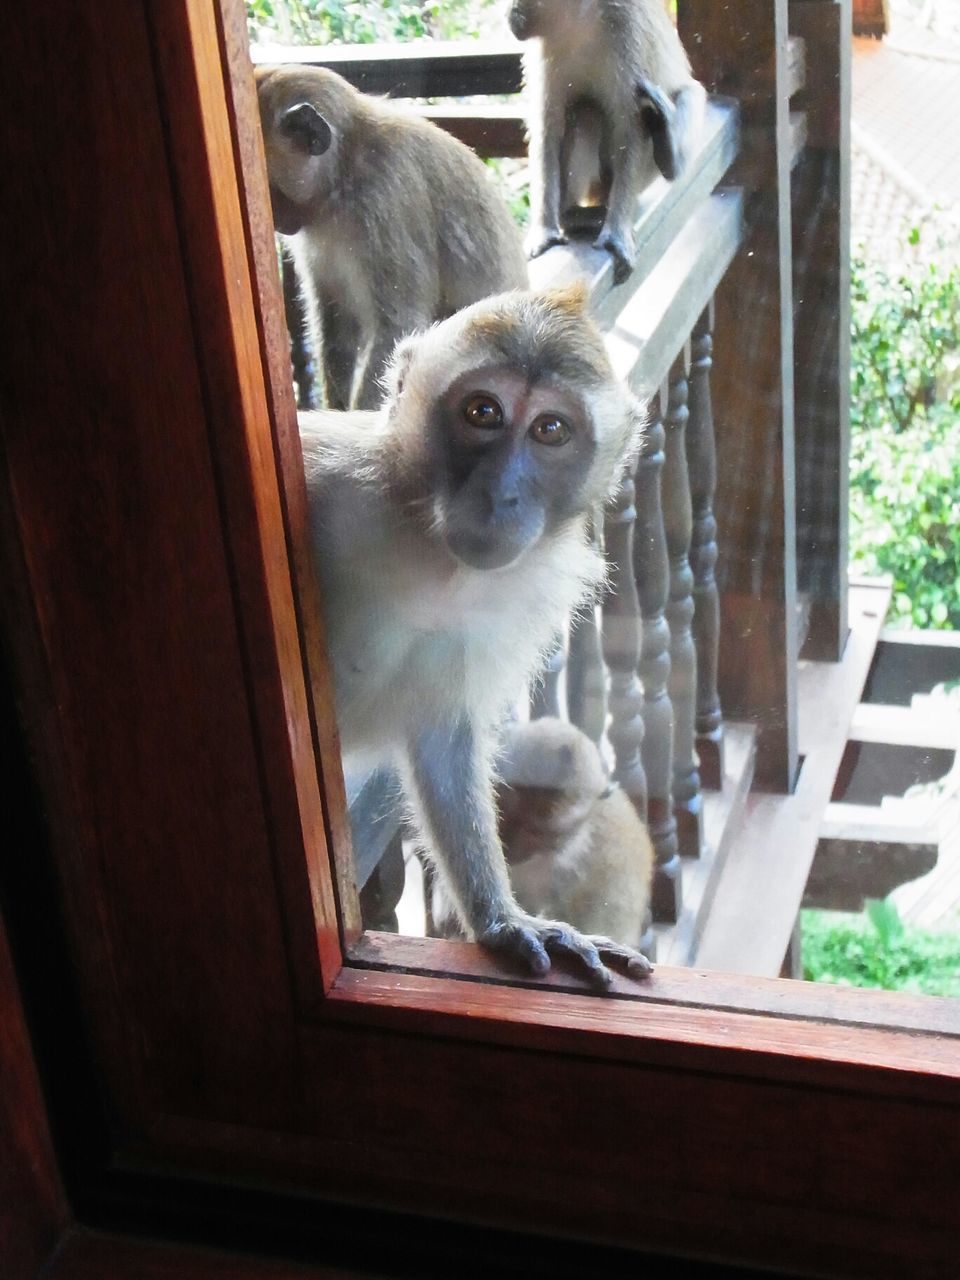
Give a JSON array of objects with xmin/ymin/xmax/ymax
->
[{"xmin": 428, "ymin": 366, "xmax": 597, "ymax": 571}]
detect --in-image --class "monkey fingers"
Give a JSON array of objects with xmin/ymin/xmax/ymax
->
[
  {"xmin": 479, "ymin": 915, "xmax": 653, "ymax": 990},
  {"xmin": 525, "ymin": 225, "xmax": 568, "ymax": 260},
  {"xmin": 594, "ymin": 231, "xmax": 635, "ymax": 286}
]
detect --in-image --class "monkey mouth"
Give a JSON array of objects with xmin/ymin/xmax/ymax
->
[{"xmin": 445, "ymin": 530, "xmax": 530, "ymax": 572}]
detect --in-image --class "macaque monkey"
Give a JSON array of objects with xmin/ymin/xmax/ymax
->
[
  {"xmin": 256, "ymin": 65, "xmax": 528, "ymax": 411},
  {"xmin": 508, "ymin": 0, "xmax": 707, "ymax": 283},
  {"xmin": 495, "ymin": 717, "xmax": 654, "ymax": 949},
  {"xmin": 300, "ymin": 284, "xmax": 652, "ymax": 985}
]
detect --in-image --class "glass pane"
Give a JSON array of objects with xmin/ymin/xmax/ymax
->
[{"xmin": 247, "ymin": 0, "xmax": 960, "ymax": 1021}]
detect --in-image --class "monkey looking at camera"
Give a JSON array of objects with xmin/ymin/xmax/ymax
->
[
  {"xmin": 508, "ymin": 0, "xmax": 706, "ymax": 283},
  {"xmin": 256, "ymin": 65, "xmax": 528, "ymax": 411},
  {"xmin": 299, "ymin": 284, "xmax": 652, "ymax": 986},
  {"xmin": 495, "ymin": 717, "xmax": 654, "ymax": 950}
]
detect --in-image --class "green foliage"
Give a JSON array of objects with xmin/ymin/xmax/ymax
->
[
  {"xmin": 851, "ymin": 248, "xmax": 960, "ymax": 435},
  {"xmin": 484, "ymin": 156, "xmax": 529, "ymax": 228},
  {"xmin": 802, "ymin": 901, "xmax": 960, "ymax": 996},
  {"xmin": 245, "ymin": 0, "xmax": 502, "ymax": 45},
  {"xmin": 850, "ymin": 239, "xmax": 960, "ymax": 630}
]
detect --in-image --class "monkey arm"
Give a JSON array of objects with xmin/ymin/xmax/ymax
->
[
  {"xmin": 404, "ymin": 719, "xmax": 652, "ymax": 987},
  {"xmin": 318, "ymin": 297, "xmax": 361, "ymax": 412},
  {"xmin": 594, "ymin": 127, "xmax": 647, "ymax": 285},
  {"xmin": 404, "ymin": 718, "xmax": 516, "ymax": 937},
  {"xmin": 525, "ymin": 92, "xmax": 568, "ymax": 260}
]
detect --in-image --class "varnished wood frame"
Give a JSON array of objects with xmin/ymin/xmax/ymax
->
[{"xmin": 1, "ymin": 2, "xmax": 958, "ymax": 1277}]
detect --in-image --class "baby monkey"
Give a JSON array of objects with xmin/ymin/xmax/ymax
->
[
  {"xmin": 496, "ymin": 717, "xmax": 654, "ymax": 950},
  {"xmin": 256, "ymin": 65, "xmax": 528, "ymax": 411},
  {"xmin": 509, "ymin": 0, "xmax": 706, "ymax": 282},
  {"xmin": 300, "ymin": 284, "xmax": 652, "ymax": 986}
]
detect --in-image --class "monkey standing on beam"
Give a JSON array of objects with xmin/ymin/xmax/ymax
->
[
  {"xmin": 300, "ymin": 284, "xmax": 653, "ymax": 986},
  {"xmin": 256, "ymin": 65, "xmax": 528, "ymax": 411},
  {"xmin": 508, "ymin": 0, "xmax": 706, "ymax": 283}
]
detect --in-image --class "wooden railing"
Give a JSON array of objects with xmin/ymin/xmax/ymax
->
[{"xmin": 257, "ymin": 0, "xmax": 851, "ymax": 957}]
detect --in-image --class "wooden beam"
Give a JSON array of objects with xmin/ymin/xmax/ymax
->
[
  {"xmin": 412, "ymin": 104, "xmax": 526, "ymax": 157},
  {"xmin": 604, "ymin": 191, "xmax": 744, "ymax": 398},
  {"xmin": 680, "ymin": 0, "xmax": 800, "ymax": 792},
  {"xmin": 791, "ymin": 0, "xmax": 852, "ymax": 662},
  {"xmin": 694, "ymin": 579, "xmax": 891, "ymax": 976},
  {"xmin": 249, "ymin": 38, "xmax": 522, "ymax": 97},
  {"xmin": 848, "ymin": 703, "xmax": 960, "ymax": 751},
  {"xmin": 821, "ymin": 800, "xmax": 941, "ymax": 844}
]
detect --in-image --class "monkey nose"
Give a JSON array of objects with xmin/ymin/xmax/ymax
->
[{"xmin": 480, "ymin": 490, "xmax": 520, "ymax": 521}]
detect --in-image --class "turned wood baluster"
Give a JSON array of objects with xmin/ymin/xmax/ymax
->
[
  {"xmin": 632, "ymin": 394, "xmax": 681, "ymax": 923},
  {"xmin": 686, "ymin": 303, "xmax": 725, "ymax": 789},
  {"xmin": 602, "ymin": 465, "xmax": 649, "ymax": 836},
  {"xmin": 281, "ymin": 246, "xmax": 317, "ymax": 410},
  {"xmin": 567, "ymin": 518, "xmax": 607, "ymax": 744},
  {"xmin": 664, "ymin": 353, "xmax": 704, "ymax": 858},
  {"xmin": 529, "ymin": 637, "xmax": 565, "ymax": 721},
  {"xmin": 567, "ymin": 600, "xmax": 607, "ymax": 745}
]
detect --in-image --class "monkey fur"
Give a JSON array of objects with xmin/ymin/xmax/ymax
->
[
  {"xmin": 256, "ymin": 65, "xmax": 529, "ymax": 411},
  {"xmin": 299, "ymin": 284, "xmax": 652, "ymax": 985},
  {"xmin": 495, "ymin": 717, "xmax": 653, "ymax": 950},
  {"xmin": 508, "ymin": 0, "xmax": 706, "ymax": 283}
]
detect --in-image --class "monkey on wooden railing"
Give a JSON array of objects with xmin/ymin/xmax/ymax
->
[
  {"xmin": 256, "ymin": 65, "xmax": 528, "ymax": 411},
  {"xmin": 300, "ymin": 284, "xmax": 652, "ymax": 986},
  {"xmin": 509, "ymin": 0, "xmax": 706, "ymax": 283}
]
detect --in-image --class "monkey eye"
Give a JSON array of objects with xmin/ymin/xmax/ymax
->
[
  {"xmin": 529, "ymin": 413, "xmax": 572, "ymax": 447},
  {"xmin": 462, "ymin": 394, "xmax": 504, "ymax": 430}
]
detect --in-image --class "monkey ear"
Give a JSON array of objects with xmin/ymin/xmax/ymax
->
[
  {"xmin": 636, "ymin": 79, "xmax": 680, "ymax": 182},
  {"xmin": 543, "ymin": 279, "xmax": 590, "ymax": 317},
  {"xmin": 279, "ymin": 102, "xmax": 333, "ymax": 157},
  {"xmin": 382, "ymin": 334, "xmax": 419, "ymax": 401}
]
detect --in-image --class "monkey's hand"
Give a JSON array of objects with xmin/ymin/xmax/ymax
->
[
  {"xmin": 595, "ymin": 229, "xmax": 636, "ymax": 285},
  {"xmin": 525, "ymin": 224, "xmax": 568, "ymax": 260},
  {"xmin": 478, "ymin": 913, "xmax": 653, "ymax": 990}
]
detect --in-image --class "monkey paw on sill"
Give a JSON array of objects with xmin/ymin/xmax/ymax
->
[{"xmin": 478, "ymin": 913, "xmax": 654, "ymax": 991}]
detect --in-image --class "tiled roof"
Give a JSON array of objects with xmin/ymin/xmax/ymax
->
[{"xmin": 852, "ymin": 27, "xmax": 960, "ymax": 265}]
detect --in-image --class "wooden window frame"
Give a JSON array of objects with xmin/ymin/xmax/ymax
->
[{"xmin": 1, "ymin": 2, "xmax": 957, "ymax": 1276}]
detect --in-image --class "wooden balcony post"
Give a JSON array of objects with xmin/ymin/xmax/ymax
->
[
  {"xmin": 663, "ymin": 353, "xmax": 704, "ymax": 858},
  {"xmin": 679, "ymin": 0, "xmax": 800, "ymax": 793},
  {"xmin": 790, "ymin": 0, "xmax": 851, "ymax": 661},
  {"xmin": 687, "ymin": 303, "xmax": 725, "ymax": 789},
  {"xmin": 631, "ymin": 396, "xmax": 682, "ymax": 922}
]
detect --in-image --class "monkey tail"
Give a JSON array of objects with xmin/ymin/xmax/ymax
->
[{"xmin": 671, "ymin": 80, "xmax": 706, "ymax": 176}]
